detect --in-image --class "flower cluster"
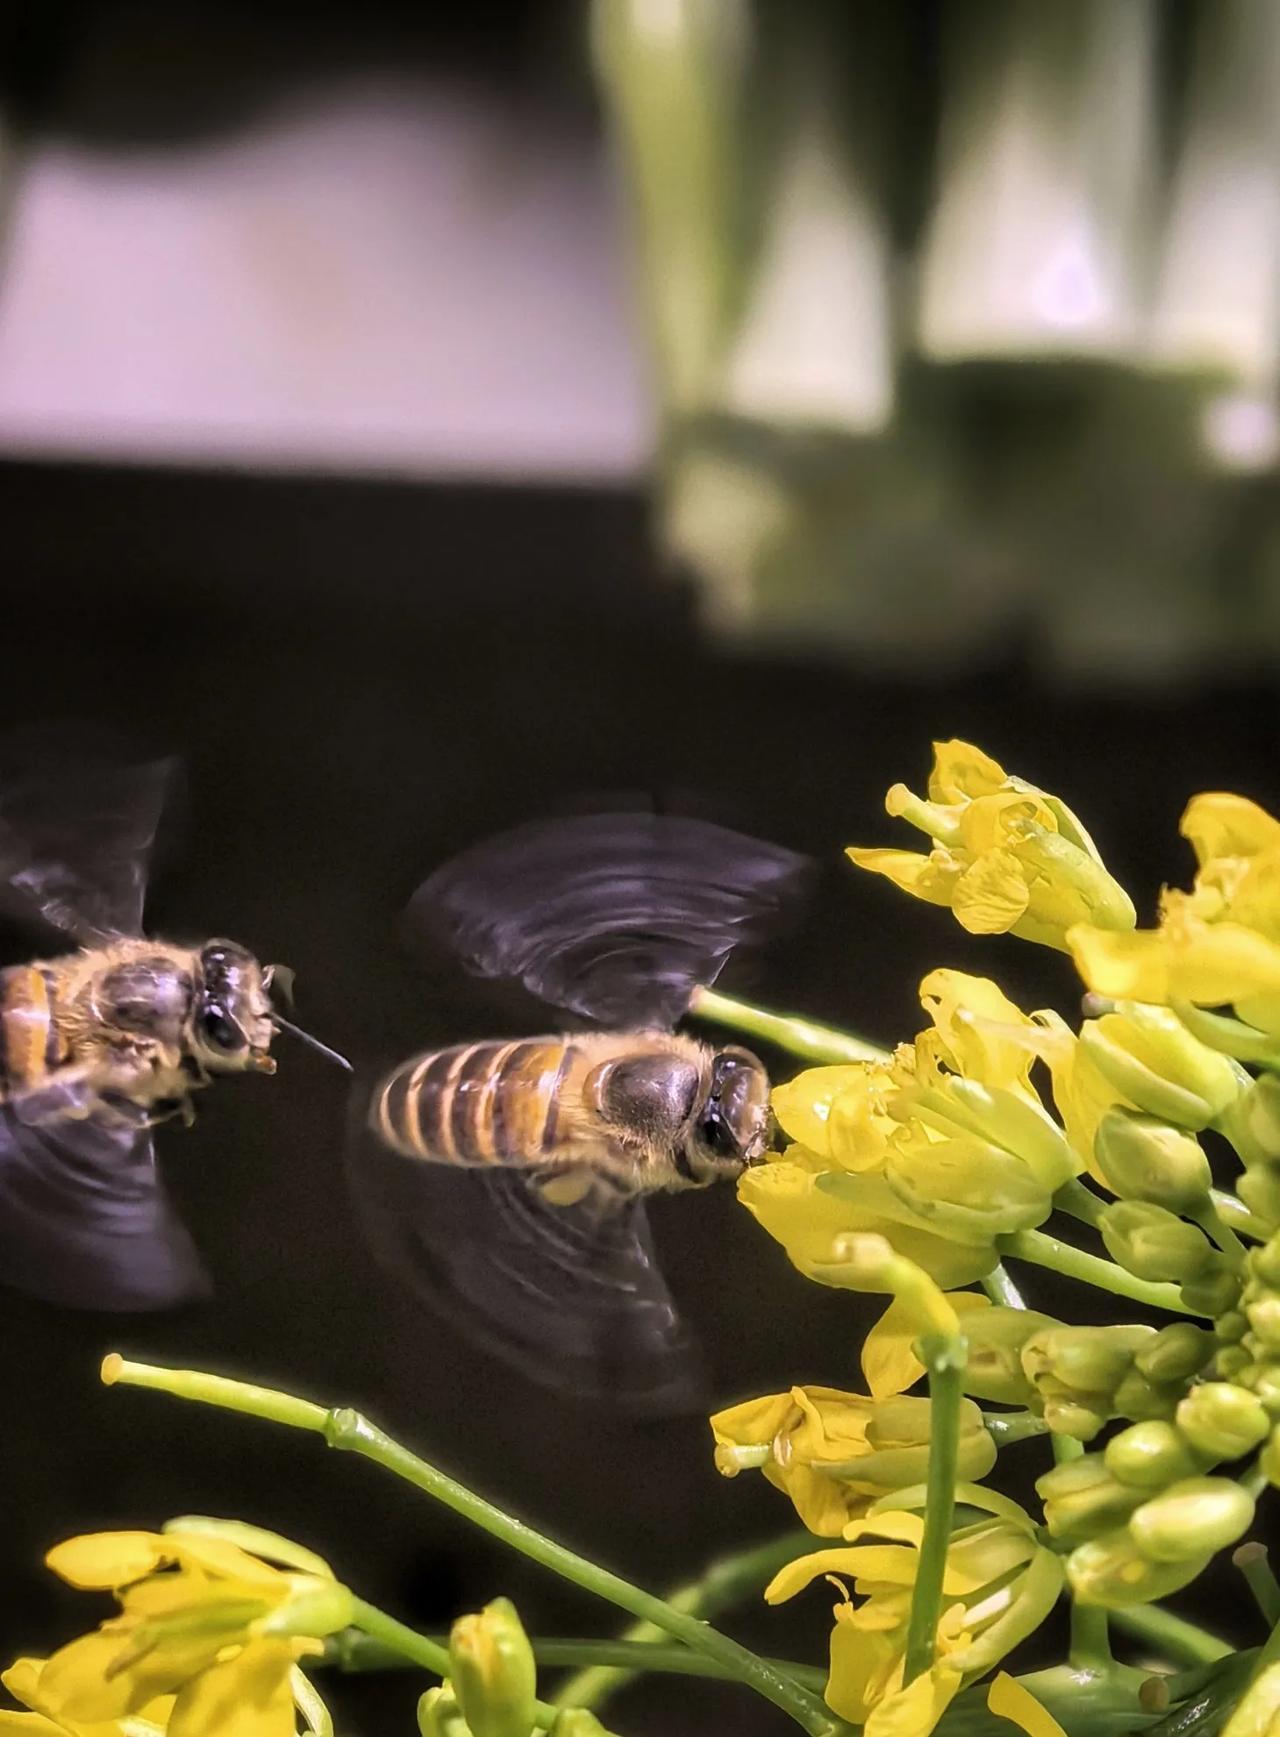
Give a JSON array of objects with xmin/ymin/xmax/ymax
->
[{"xmin": 712, "ymin": 741, "xmax": 1280, "ymax": 1737}]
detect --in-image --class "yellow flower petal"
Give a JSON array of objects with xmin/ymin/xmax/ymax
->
[
  {"xmin": 787, "ymin": 1387, "xmax": 875, "ymax": 1462},
  {"xmin": 864, "ymin": 1663, "xmax": 963, "ymax": 1737},
  {"xmin": 988, "ymin": 1672, "xmax": 1069, "ymax": 1737},
  {"xmin": 861, "ymin": 1292, "xmax": 991, "ymax": 1399},
  {"xmin": 168, "ymin": 1640, "xmax": 297, "ymax": 1737},
  {"xmin": 1180, "ymin": 793, "xmax": 1280, "ymax": 866},
  {"xmin": 847, "ymin": 848, "xmax": 963, "ymax": 909},
  {"xmin": 827, "ymin": 1618, "xmax": 900, "ymax": 1722},
  {"xmin": 918, "ymin": 972, "xmax": 1037, "ymax": 1096},
  {"xmin": 44, "ymin": 1534, "xmax": 171, "ymax": 1592},
  {"xmin": 772, "ymin": 1066, "xmax": 899, "ymax": 1170},
  {"xmin": 951, "ymin": 852, "xmax": 1031, "ymax": 936},
  {"xmin": 927, "ymin": 740, "xmax": 1008, "ymax": 804}
]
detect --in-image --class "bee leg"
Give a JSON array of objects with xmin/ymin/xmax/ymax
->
[{"xmin": 8, "ymin": 1069, "xmax": 101, "ymax": 1126}]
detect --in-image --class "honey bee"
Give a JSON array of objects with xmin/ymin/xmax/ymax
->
[
  {"xmin": 351, "ymin": 811, "xmax": 808, "ymax": 1408},
  {"xmin": 0, "ymin": 733, "xmax": 347, "ymax": 1311}
]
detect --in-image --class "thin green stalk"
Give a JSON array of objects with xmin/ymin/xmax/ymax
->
[
  {"xmin": 999, "ymin": 1230, "xmax": 1197, "ymax": 1315},
  {"xmin": 903, "ymin": 1331, "xmax": 966, "ymax": 1685},
  {"xmin": 327, "ymin": 1629, "xmax": 826, "ymax": 1691},
  {"xmin": 553, "ymin": 1529, "xmax": 817, "ymax": 1711},
  {"xmin": 1110, "ymin": 1603, "xmax": 1231, "ymax": 1668},
  {"xmin": 1211, "ymin": 1189, "xmax": 1269, "ymax": 1240},
  {"xmin": 348, "ymin": 1600, "xmax": 578, "ymax": 1736},
  {"xmin": 1235, "ymin": 1543, "xmax": 1280, "ymax": 1628},
  {"xmin": 1056, "ymin": 1178, "xmax": 1106, "ymax": 1228},
  {"xmin": 981, "ymin": 1262, "xmax": 1030, "ymax": 1310},
  {"xmin": 687, "ymin": 986, "xmax": 890, "ymax": 1064},
  {"xmin": 103, "ymin": 1358, "xmax": 837, "ymax": 1737}
]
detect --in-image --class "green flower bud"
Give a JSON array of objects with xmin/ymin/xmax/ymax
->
[
  {"xmin": 1239, "ymin": 1163, "xmax": 1280, "ymax": 1232},
  {"xmin": 1217, "ymin": 1346, "xmax": 1254, "ymax": 1382},
  {"xmin": 1098, "ymin": 1200, "xmax": 1213, "ymax": 1283},
  {"xmin": 1216, "ymin": 1311, "xmax": 1249, "ymax": 1345},
  {"xmin": 1093, "ymin": 1110, "xmax": 1213, "ymax": 1212},
  {"xmin": 1248, "ymin": 1367, "xmax": 1280, "ymax": 1419},
  {"xmin": 1134, "ymin": 1323, "xmax": 1216, "ymax": 1384},
  {"xmin": 1043, "ymin": 1399, "xmax": 1108, "ymax": 1442},
  {"xmin": 911, "ymin": 1076, "xmax": 1079, "ymax": 1191},
  {"xmin": 450, "ymin": 1599, "xmax": 537, "ymax": 1737},
  {"xmin": 1253, "ymin": 1243, "xmax": 1280, "ymax": 1296},
  {"xmin": 420, "ymin": 1686, "xmax": 472, "ymax": 1737},
  {"xmin": 1112, "ymin": 1369, "xmax": 1180, "ymax": 1424},
  {"xmin": 1037, "ymin": 1454, "xmax": 1145, "ymax": 1544},
  {"xmin": 1068, "ymin": 1527, "xmax": 1210, "ymax": 1607},
  {"xmin": 857, "ymin": 1394, "xmax": 997, "ymax": 1487},
  {"xmin": 1176, "ymin": 1383, "xmax": 1270, "ymax": 1462},
  {"xmin": 1181, "ymin": 1254, "xmax": 1243, "ymax": 1319},
  {"xmin": 961, "ymin": 1306, "xmax": 1059, "ymax": 1406},
  {"xmin": 1104, "ymin": 1421, "xmax": 1202, "ymax": 1490},
  {"xmin": 549, "ymin": 1715, "xmax": 613, "ymax": 1736},
  {"xmin": 1022, "ymin": 1326, "xmax": 1153, "ymax": 1398},
  {"xmin": 1128, "ymin": 1477, "xmax": 1255, "ymax": 1564},
  {"xmin": 884, "ymin": 1138, "xmax": 1052, "ymax": 1240},
  {"xmin": 1228, "ymin": 1074, "xmax": 1280, "ymax": 1163},
  {"xmin": 1080, "ymin": 1007, "xmax": 1240, "ymax": 1132},
  {"xmin": 1250, "ymin": 1297, "xmax": 1280, "ymax": 1354}
]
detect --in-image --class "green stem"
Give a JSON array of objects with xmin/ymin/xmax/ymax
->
[
  {"xmin": 103, "ymin": 1358, "xmax": 837, "ymax": 1737},
  {"xmin": 980, "ymin": 1262, "xmax": 1029, "ymax": 1310},
  {"xmin": 348, "ymin": 1600, "xmax": 578, "ymax": 1736},
  {"xmin": 903, "ymin": 1332, "xmax": 966, "ymax": 1685},
  {"xmin": 1055, "ymin": 1178, "xmax": 1106, "ymax": 1228},
  {"xmin": 1110, "ymin": 1602, "xmax": 1231, "ymax": 1668},
  {"xmin": 552, "ymin": 1530, "xmax": 817, "ymax": 1711},
  {"xmin": 998, "ymin": 1230, "xmax": 1198, "ymax": 1315},
  {"xmin": 1211, "ymin": 1189, "xmax": 1269, "ymax": 1240},
  {"xmin": 1191, "ymin": 1201, "xmax": 1248, "ymax": 1270},
  {"xmin": 1235, "ymin": 1543, "xmax": 1280, "ymax": 1627},
  {"xmin": 687, "ymin": 986, "xmax": 890, "ymax": 1064},
  {"xmin": 981, "ymin": 1410, "xmax": 1049, "ymax": 1445},
  {"xmin": 327, "ymin": 1629, "xmax": 827, "ymax": 1691}
]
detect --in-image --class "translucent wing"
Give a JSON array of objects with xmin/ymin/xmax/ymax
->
[
  {"xmin": 0, "ymin": 1107, "xmax": 210, "ymax": 1309},
  {"xmin": 408, "ymin": 813, "xmax": 809, "ymax": 1028},
  {"xmin": 0, "ymin": 727, "xmax": 177, "ymax": 947},
  {"xmin": 348, "ymin": 1109, "xmax": 706, "ymax": 1411}
]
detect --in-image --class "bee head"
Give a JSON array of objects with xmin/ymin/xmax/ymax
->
[
  {"xmin": 192, "ymin": 939, "xmax": 276, "ymax": 1073},
  {"xmin": 685, "ymin": 1046, "xmax": 771, "ymax": 1182}
]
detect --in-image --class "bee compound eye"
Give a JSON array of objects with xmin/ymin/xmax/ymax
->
[{"xmin": 199, "ymin": 1004, "xmax": 243, "ymax": 1051}]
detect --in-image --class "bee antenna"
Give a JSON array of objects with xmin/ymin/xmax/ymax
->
[{"xmin": 269, "ymin": 1012, "xmax": 353, "ymax": 1073}]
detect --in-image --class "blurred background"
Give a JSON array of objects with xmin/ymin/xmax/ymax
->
[{"xmin": 2, "ymin": 2, "xmax": 1280, "ymax": 1732}]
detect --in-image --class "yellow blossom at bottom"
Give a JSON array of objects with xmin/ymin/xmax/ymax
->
[
  {"xmin": 18, "ymin": 1528, "xmax": 350, "ymax": 1737},
  {"xmin": 0, "ymin": 1656, "xmax": 174, "ymax": 1735}
]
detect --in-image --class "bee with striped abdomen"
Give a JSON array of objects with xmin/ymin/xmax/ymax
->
[
  {"xmin": 0, "ymin": 732, "xmax": 347, "ymax": 1311},
  {"xmin": 352, "ymin": 811, "xmax": 807, "ymax": 1409}
]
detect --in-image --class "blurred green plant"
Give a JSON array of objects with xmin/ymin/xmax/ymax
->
[{"xmin": 592, "ymin": 0, "xmax": 1280, "ymax": 680}]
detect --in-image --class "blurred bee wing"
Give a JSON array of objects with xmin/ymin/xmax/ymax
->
[
  {"xmin": 348, "ymin": 1123, "xmax": 706, "ymax": 1412},
  {"xmin": 408, "ymin": 813, "xmax": 809, "ymax": 1028},
  {"xmin": 0, "ymin": 1107, "xmax": 210, "ymax": 1310},
  {"xmin": 0, "ymin": 728, "xmax": 178, "ymax": 947}
]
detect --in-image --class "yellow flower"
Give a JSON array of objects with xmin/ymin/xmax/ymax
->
[
  {"xmin": 860, "ymin": 1291, "xmax": 994, "ymax": 1400},
  {"xmin": 738, "ymin": 1161, "xmax": 998, "ymax": 1290},
  {"xmin": 710, "ymin": 1387, "xmax": 996, "ymax": 1535},
  {"xmin": 765, "ymin": 1491, "xmax": 1062, "ymax": 1737},
  {"xmin": 848, "ymin": 740, "xmax": 1134, "ymax": 952},
  {"xmin": 771, "ymin": 1062, "xmax": 899, "ymax": 1173},
  {"xmin": 0, "ymin": 1656, "xmax": 174, "ymax": 1734},
  {"xmin": 25, "ymin": 1526, "xmax": 352, "ymax": 1737}
]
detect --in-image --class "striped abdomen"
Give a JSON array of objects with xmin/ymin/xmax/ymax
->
[
  {"xmin": 371, "ymin": 1038, "xmax": 582, "ymax": 1167},
  {"xmin": 0, "ymin": 965, "xmax": 69, "ymax": 1098}
]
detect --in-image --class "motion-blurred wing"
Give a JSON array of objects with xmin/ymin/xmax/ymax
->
[
  {"xmin": 349, "ymin": 1116, "xmax": 706, "ymax": 1411},
  {"xmin": 0, "ymin": 728, "xmax": 177, "ymax": 947},
  {"xmin": 408, "ymin": 813, "xmax": 809, "ymax": 1028},
  {"xmin": 0, "ymin": 1108, "xmax": 210, "ymax": 1309}
]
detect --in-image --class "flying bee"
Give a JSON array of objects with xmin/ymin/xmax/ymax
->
[
  {"xmin": 0, "ymin": 731, "xmax": 348, "ymax": 1311},
  {"xmin": 351, "ymin": 811, "xmax": 808, "ymax": 1409}
]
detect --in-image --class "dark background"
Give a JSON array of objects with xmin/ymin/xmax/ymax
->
[{"xmin": 0, "ymin": 457, "xmax": 1275, "ymax": 1733}]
